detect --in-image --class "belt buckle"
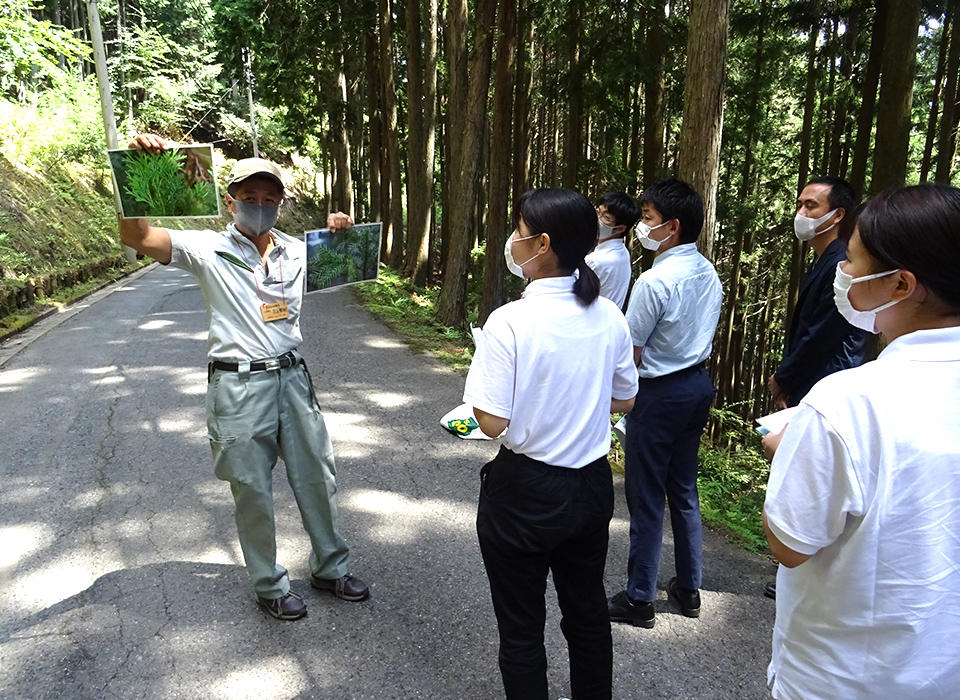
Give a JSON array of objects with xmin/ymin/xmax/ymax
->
[{"xmin": 263, "ymin": 358, "xmax": 281, "ymax": 372}]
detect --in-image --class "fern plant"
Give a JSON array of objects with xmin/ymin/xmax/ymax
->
[{"xmin": 305, "ymin": 223, "xmax": 381, "ymax": 291}]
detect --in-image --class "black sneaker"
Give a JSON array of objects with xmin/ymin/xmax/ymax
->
[
  {"xmin": 764, "ymin": 582, "xmax": 776, "ymax": 600},
  {"xmin": 256, "ymin": 590, "xmax": 307, "ymax": 620},
  {"xmin": 667, "ymin": 577, "xmax": 700, "ymax": 618},
  {"xmin": 310, "ymin": 573, "xmax": 370, "ymax": 601},
  {"xmin": 607, "ymin": 590, "xmax": 655, "ymax": 628}
]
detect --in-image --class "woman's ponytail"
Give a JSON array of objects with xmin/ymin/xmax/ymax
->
[{"xmin": 573, "ymin": 260, "xmax": 600, "ymax": 305}]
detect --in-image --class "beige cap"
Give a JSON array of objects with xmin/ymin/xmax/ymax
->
[{"xmin": 227, "ymin": 158, "xmax": 284, "ymax": 192}]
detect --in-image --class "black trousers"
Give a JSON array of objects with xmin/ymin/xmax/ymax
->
[{"xmin": 477, "ymin": 446, "xmax": 614, "ymax": 700}]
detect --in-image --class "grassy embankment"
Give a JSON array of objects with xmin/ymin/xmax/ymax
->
[
  {"xmin": 353, "ymin": 267, "xmax": 770, "ymax": 554},
  {"xmin": 0, "ymin": 151, "xmax": 147, "ymax": 339},
  {"xmin": 0, "ymin": 85, "xmax": 152, "ymax": 339}
]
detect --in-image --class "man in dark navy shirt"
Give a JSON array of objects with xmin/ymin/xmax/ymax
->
[
  {"xmin": 769, "ymin": 176, "xmax": 871, "ymax": 410},
  {"xmin": 764, "ymin": 175, "xmax": 871, "ymax": 600}
]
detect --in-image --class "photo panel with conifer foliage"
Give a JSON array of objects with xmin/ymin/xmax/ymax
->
[
  {"xmin": 109, "ymin": 144, "xmax": 220, "ymax": 218},
  {"xmin": 304, "ymin": 223, "xmax": 382, "ymax": 293}
]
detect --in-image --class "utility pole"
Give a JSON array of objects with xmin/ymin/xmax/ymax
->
[
  {"xmin": 244, "ymin": 47, "xmax": 259, "ymax": 157},
  {"xmin": 86, "ymin": 0, "xmax": 137, "ymax": 262}
]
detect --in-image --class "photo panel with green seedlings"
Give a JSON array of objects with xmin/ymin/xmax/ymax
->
[
  {"xmin": 109, "ymin": 144, "xmax": 221, "ymax": 219},
  {"xmin": 304, "ymin": 223, "xmax": 382, "ymax": 293}
]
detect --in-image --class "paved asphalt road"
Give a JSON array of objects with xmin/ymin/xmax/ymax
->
[{"xmin": 0, "ymin": 264, "xmax": 777, "ymax": 700}]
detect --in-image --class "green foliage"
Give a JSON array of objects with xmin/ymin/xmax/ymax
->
[
  {"xmin": 0, "ymin": 0, "xmax": 89, "ymax": 101},
  {"xmin": 0, "ymin": 69, "xmax": 121, "ymax": 284},
  {"xmin": 119, "ymin": 148, "xmax": 216, "ymax": 217},
  {"xmin": 0, "ymin": 131, "xmax": 131, "ymax": 331},
  {"xmin": 0, "ymin": 148, "xmax": 120, "ymax": 277},
  {"xmin": 307, "ymin": 244, "xmax": 356, "ymax": 289},
  {"xmin": 0, "ymin": 76, "xmax": 108, "ymax": 173},
  {"xmin": 209, "ymin": 0, "xmax": 368, "ymax": 160},
  {"xmin": 113, "ymin": 148, "xmax": 217, "ymax": 217},
  {"xmin": 103, "ymin": 0, "xmax": 228, "ymax": 137},
  {"xmin": 305, "ymin": 224, "xmax": 380, "ymax": 292},
  {"xmin": 218, "ymin": 101, "xmax": 290, "ymax": 157},
  {"xmin": 191, "ymin": 180, "xmax": 217, "ymax": 212},
  {"xmin": 39, "ymin": 79, "xmax": 110, "ymax": 165},
  {"xmin": 697, "ymin": 407, "xmax": 771, "ymax": 553},
  {"xmin": 126, "ymin": 149, "xmax": 186, "ymax": 213},
  {"xmin": 352, "ymin": 266, "xmax": 477, "ymax": 373}
]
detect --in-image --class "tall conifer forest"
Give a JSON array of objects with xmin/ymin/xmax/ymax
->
[{"xmin": 0, "ymin": 0, "xmax": 950, "ymax": 430}]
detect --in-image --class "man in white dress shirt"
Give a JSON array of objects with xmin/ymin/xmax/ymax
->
[
  {"xmin": 607, "ymin": 178, "xmax": 722, "ymax": 629},
  {"xmin": 585, "ymin": 192, "xmax": 639, "ymax": 309}
]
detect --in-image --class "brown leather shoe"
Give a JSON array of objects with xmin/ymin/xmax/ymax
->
[
  {"xmin": 256, "ymin": 590, "xmax": 307, "ymax": 620},
  {"xmin": 310, "ymin": 573, "xmax": 370, "ymax": 601}
]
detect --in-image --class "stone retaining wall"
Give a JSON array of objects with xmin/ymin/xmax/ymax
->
[{"xmin": 0, "ymin": 254, "xmax": 128, "ymax": 317}]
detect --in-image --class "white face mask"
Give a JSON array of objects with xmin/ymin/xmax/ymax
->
[
  {"xmin": 635, "ymin": 220, "xmax": 671, "ymax": 251},
  {"xmin": 832, "ymin": 262, "xmax": 902, "ymax": 334},
  {"xmin": 597, "ymin": 218, "xmax": 618, "ymax": 241},
  {"xmin": 504, "ymin": 232, "xmax": 541, "ymax": 278},
  {"xmin": 794, "ymin": 208, "xmax": 837, "ymax": 241}
]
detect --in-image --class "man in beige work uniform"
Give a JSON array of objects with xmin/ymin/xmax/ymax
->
[{"xmin": 119, "ymin": 134, "xmax": 368, "ymax": 620}]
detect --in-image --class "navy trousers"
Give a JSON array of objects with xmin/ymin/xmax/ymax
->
[
  {"xmin": 477, "ymin": 446, "xmax": 614, "ymax": 700},
  {"xmin": 624, "ymin": 364, "xmax": 715, "ymax": 603}
]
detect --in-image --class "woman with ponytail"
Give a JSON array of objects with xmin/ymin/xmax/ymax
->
[{"xmin": 464, "ymin": 188, "xmax": 639, "ymax": 700}]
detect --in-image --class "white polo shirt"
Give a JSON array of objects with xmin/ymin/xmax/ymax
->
[
  {"xmin": 166, "ymin": 223, "xmax": 304, "ymax": 361},
  {"xmin": 625, "ymin": 243, "xmax": 722, "ymax": 378},
  {"xmin": 463, "ymin": 276, "xmax": 638, "ymax": 468},
  {"xmin": 585, "ymin": 237, "xmax": 632, "ymax": 308},
  {"xmin": 764, "ymin": 325, "xmax": 960, "ymax": 700}
]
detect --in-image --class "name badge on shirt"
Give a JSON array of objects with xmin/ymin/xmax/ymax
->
[{"xmin": 260, "ymin": 301, "xmax": 289, "ymax": 322}]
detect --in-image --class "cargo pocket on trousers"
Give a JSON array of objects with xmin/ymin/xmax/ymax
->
[{"xmin": 207, "ymin": 432, "xmax": 242, "ymax": 482}]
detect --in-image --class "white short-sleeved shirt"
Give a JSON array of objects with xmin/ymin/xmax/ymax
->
[
  {"xmin": 585, "ymin": 238, "xmax": 632, "ymax": 308},
  {"xmin": 624, "ymin": 243, "xmax": 722, "ymax": 378},
  {"xmin": 166, "ymin": 223, "xmax": 305, "ymax": 361},
  {"xmin": 463, "ymin": 276, "xmax": 639, "ymax": 468},
  {"xmin": 764, "ymin": 326, "xmax": 960, "ymax": 700}
]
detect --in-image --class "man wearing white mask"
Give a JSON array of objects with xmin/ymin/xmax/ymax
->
[
  {"xmin": 585, "ymin": 192, "xmax": 640, "ymax": 308},
  {"xmin": 608, "ymin": 178, "xmax": 722, "ymax": 629},
  {"xmin": 768, "ymin": 176, "xmax": 871, "ymax": 411},
  {"xmin": 763, "ymin": 175, "xmax": 870, "ymax": 600},
  {"xmin": 119, "ymin": 134, "xmax": 369, "ymax": 621}
]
